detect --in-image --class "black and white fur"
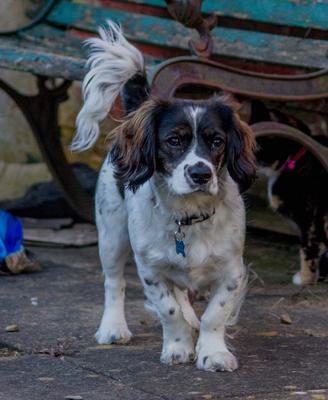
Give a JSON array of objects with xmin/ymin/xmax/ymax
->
[
  {"xmin": 250, "ymin": 101, "xmax": 328, "ymax": 285},
  {"xmin": 73, "ymin": 22, "xmax": 256, "ymax": 372}
]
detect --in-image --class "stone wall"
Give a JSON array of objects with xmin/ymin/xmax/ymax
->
[
  {"xmin": 0, "ymin": 0, "xmax": 111, "ymax": 202},
  {"xmin": 0, "ymin": 69, "xmax": 115, "ymax": 201}
]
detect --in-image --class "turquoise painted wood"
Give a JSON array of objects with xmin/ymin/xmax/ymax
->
[
  {"xmin": 1, "ymin": 0, "xmax": 328, "ymax": 81},
  {"xmin": 0, "ymin": 32, "xmax": 86, "ymax": 81},
  {"xmin": 46, "ymin": 0, "xmax": 328, "ymax": 69},
  {"xmin": 1, "ymin": 0, "xmax": 326, "ymax": 224},
  {"xmin": 0, "ymin": 24, "xmax": 158, "ymax": 80},
  {"xmin": 119, "ymin": 0, "xmax": 328, "ymax": 32}
]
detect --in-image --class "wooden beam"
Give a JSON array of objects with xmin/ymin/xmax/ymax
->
[{"xmin": 47, "ymin": 1, "xmax": 328, "ymax": 70}]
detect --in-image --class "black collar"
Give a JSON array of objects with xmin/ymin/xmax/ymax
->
[{"xmin": 175, "ymin": 209, "xmax": 216, "ymax": 226}]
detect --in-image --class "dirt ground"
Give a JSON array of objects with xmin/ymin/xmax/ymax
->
[{"xmin": 1, "ymin": 232, "xmax": 327, "ymax": 400}]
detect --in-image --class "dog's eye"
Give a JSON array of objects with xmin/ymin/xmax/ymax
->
[
  {"xmin": 167, "ymin": 136, "xmax": 181, "ymax": 147},
  {"xmin": 212, "ymin": 137, "xmax": 223, "ymax": 149}
]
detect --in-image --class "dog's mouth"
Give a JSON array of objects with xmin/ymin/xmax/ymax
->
[
  {"xmin": 183, "ymin": 185, "xmax": 217, "ymax": 197},
  {"xmin": 185, "ymin": 185, "xmax": 214, "ymax": 196},
  {"xmin": 194, "ymin": 188, "xmax": 211, "ymax": 194},
  {"xmin": 185, "ymin": 174, "xmax": 213, "ymax": 194}
]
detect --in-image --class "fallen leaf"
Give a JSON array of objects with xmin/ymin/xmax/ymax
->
[
  {"xmin": 280, "ymin": 313, "xmax": 293, "ymax": 324},
  {"xmin": 308, "ymin": 390, "xmax": 326, "ymax": 394},
  {"xmin": 38, "ymin": 377, "xmax": 55, "ymax": 382},
  {"xmin": 310, "ymin": 394, "xmax": 326, "ymax": 400},
  {"xmin": 258, "ymin": 331, "xmax": 278, "ymax": 337},
  {"xmin": 64, "ymin": 396, "xmax": 83, "ymax": 400},
  {"xmin": 284, "ymin": 385, "xmax": 297, "ymax": 390},
  {"xmin": 88, "ymin": 344, "xmax": 113, "ymax": 350},
  {"xmin": 5, "ymin": 324, "xmax": 20, "ymax": 332}
]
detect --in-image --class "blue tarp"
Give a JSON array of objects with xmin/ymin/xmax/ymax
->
[{"xmin": 0, "ymin": 210, "xmax": 23, "ymax": 261}]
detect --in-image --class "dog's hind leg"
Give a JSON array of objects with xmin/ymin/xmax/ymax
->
[
  {"xmin": 293, "ymin": 216, "xmax": 327, "ymax": 285},
  {"xmin": 293, "ymin": 247, "xmax": 318, "ymax": 285},
  {"xmin": 95, "ymin": 163, "xmax": 132, "ymax": 344}
]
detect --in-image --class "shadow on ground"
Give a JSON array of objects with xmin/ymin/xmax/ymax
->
[{"xmin": 1, "ymin": 233, "xmax": 327, "ymax": 400}]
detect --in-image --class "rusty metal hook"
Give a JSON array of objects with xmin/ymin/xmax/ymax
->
[{"xmin": 165, "ymin": 0, "xmax": 217, "ymax": 58}]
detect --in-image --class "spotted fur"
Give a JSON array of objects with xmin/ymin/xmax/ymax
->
[{"xmin": 74, "ymin": 22, "xmax": 256, "ymax": 372}]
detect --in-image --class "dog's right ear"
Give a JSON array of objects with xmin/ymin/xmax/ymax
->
[
  {"xmin": 110, "ymin": 98, "xmax": 167, "ymax": 192},
  {"xmin": 121, "ymin": 73, "xmax": 150, "ymax": 114},
  {"xmin": 226, "ymin": 113, "xmax": 257, "ymax": 193}
]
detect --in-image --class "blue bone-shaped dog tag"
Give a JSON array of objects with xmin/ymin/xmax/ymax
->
[
  {"xmin": 174, "ymin": 226, "xmax": 186, "ymax": 257},
  {"xmin": 175, "ymin": 239, "xmax": 186, "ymax": 257}
]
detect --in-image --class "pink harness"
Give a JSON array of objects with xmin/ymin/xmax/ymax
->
[{"xmin": 284, "ymin": 147, "xmax": 308, "ymax": 171}]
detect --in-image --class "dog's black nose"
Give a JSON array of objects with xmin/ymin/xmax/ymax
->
[{"xmin": 187, "ymin": 162, "xmax": 212, "ymax": 185}]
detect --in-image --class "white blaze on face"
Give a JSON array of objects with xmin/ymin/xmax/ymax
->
[
  {"xmin": 187, "ymin": 105, "xmax": 204, "ymax": 134},
  {"xmin": 166, "ymin": 105, "xmax": 219, "ymax": 196}
]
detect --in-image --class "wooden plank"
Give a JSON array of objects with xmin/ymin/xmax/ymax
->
[
  {"xmin": 19, "ymin": 25, "xmax": 85, "ymax": 57},
  {"xmin": 24, "ymin": 223, "xmax": 98, "ymax": 247},
  {"xmin": 0, "ymin": 24, "xmax": 160, "ymax": 79},
  {"xmin": 47, "ymin": 1, "xmax": 328, "ymax": 69},
  {"xmin": 115, "ymin": 0, "xmax": 328, "ymax": 32},
  {"xmin": 0, "ymin": 36, "xmax": 86, "ymax": 81}
]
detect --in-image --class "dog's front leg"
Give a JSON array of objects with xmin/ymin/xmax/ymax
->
[
  {"xmin": 95, "ymin": 205, "xmax": 132, "ymax": 345},
  {"xmin": 196, "ymin": 259, "xmax": 246, "ymax": 372},
  {"xmin": 138, "ymin": 267, "xmax": 195, "ymax": 365}
]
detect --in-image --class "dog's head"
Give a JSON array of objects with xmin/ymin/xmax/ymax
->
[{"xmin": 111, "ymin": 95, "xmax": 256, "ymax": 195}]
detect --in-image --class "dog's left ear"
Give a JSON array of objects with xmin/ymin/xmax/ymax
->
[
  {"xmin": 227, "ymin": 112, "xmax": 257, "ymax": 193},
  {"xmin": 110, "ymin": 98, "xmax": 166, "ymax": 192}
]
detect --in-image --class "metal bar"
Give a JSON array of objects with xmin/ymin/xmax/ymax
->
[
  {"xmin": 150, "ymin": 57, "xmax": 328, "ymax": 101},
  {"xmin": 0, "ymin": 0, "xmax": 57, "ymax": 35},
  {"xmin": 0, "ymin": 77, "xmax": 94, "ymax": 222}
]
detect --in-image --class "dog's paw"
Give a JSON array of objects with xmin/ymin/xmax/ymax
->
[
  {"xmin": 95, "ymin": 323, "xmax": 132, "ymax": 345},
  {"xmin": 160, "ymin": 337, "xmax": 195, "ymax": 365},
  {"xmin": 196, "ymin": 350, "xmax": 238, "ymax": 372}
]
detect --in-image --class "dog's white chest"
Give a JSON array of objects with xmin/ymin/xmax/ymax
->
[
  {"xmin": 129, "ymin": 209, "xmax": 242, "ymax": 289},
  {"xmin": 125, "ymin": 179, "xmax": 245, "ymax": 290}
]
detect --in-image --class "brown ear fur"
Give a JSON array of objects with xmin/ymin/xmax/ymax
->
[
  {"xmin": 217, "ymin": 94, "xmax": 257, "ymax": 192},
  {"xmin": 110, "ymin": 98, "xmax": 166, "ymax": 191}
]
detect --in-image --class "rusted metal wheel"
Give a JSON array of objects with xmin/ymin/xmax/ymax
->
[{"xmin": 252, "ymin": 122, "xmax": 328, "ymax": 173}]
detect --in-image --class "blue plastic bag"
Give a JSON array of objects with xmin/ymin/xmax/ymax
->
[{"xmin": 0, "ymin": 210, "xmax": 23, "ymax": 261}]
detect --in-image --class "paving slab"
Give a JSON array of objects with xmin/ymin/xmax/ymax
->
[{"xmin": 0, "ymin": 235, "xmax": 327, "ymax": 400}]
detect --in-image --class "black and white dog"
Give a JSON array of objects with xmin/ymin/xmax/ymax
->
[
  {"xmin": 72, "ymin": 22, "xmax": 256, "ymax": 372},
  {"xmin": 250, "ymin": 101, "xmax": 328, "ymax": 285}
]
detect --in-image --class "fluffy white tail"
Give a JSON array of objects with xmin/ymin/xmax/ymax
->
[{"xmin": 71, "ymin": 21, "xmax": 144, "ymax": 151}]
